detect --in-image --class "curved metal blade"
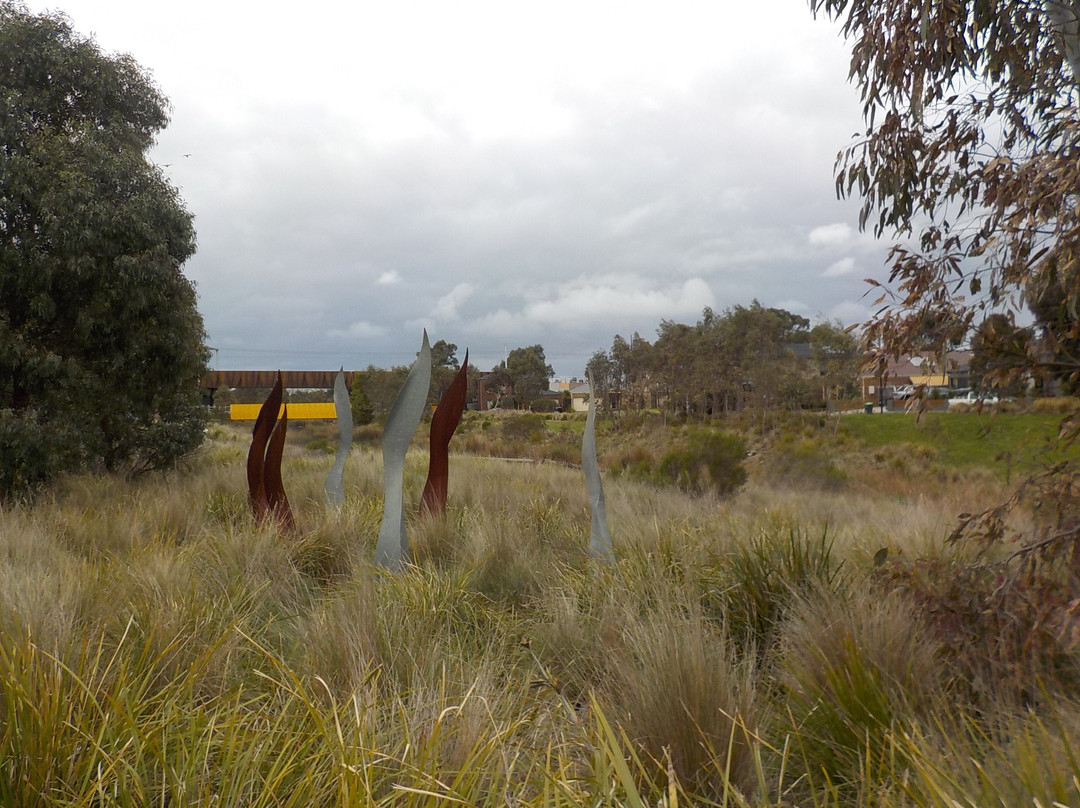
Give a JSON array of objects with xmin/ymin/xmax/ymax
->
[
  {"xmin": 375, "ymin": 330, "xmax": 431, "ymax": 569},
  {"xmin": 421, "ymin": 348, "xmax": 468, "ymax": 517},
  {"xmin": 325, "ymin": 367, "xmax": 352, "ymax": 506},
  {"xmin": 583, "ymin": 371, "xmax": 614, "ymax": 561},
  {"xmin": 264, "ymin": 401, "xmax": 295, "ymax": 532},
  {"xmin": 247, "ymin": 375, "xmax": 283, "ymax": 522}
]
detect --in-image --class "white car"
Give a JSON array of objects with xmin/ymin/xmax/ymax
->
[{"xmin": 947, "ymin": 390, "xmax": 1000, "ymax": 408}]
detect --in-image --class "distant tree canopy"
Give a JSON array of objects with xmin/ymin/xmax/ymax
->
[
  {"xmin": 588, "ymin": 303, "xmax": 851, "ymax": 417},
  {"xmin": 484, "ymin": 345, "xmax": 554, "ymax": 409},
  {"xmin": 0, "ymin": 2, "xmax": 208, "ymax": 497},
  {"xmin": 810, "ymin": 0, "xmax": 1080, "ymax": 393}
]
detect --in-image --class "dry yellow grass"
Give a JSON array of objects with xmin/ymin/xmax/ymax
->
[{"xmin": 0, "ymin": 423, "xmax": 1076, "ymax": 806}]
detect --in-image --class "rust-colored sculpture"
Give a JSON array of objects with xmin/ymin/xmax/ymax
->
[
  {"xmin": 264, "ymin": 405, "xmax": 295, "ymax": 531},
  {"xmin": 420, "ymin": 350, "xmax": 468, "ymax": 517},
  {"xmin": 246, "ymin": 373, "xmax": 295, "ymax": 530}
]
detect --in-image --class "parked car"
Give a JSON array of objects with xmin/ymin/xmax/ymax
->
[
  {"xmin": 947, "ymin": 390, "xmax": 1000, "ymax": 409},
  {"xmin": 892, "ymin": 384, "xmax": 914, "ymax": 400}
]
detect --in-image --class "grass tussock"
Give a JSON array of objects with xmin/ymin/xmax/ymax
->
[{"xmin": 1, "ymin": 417, "xmax": 1079, "ymax": 805}]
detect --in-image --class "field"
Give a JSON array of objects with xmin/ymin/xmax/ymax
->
[{"xmin": 1, "ymin": 409, "xmax": 1079, "ymax": 806}]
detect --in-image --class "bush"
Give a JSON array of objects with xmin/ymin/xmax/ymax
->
[
  {"xmin": 874, "ymin": 556, "xmax": 1080, "ymax": 705},
  {"xmin": 349, "ymin": 384, "xmax": 375, "ymax": 425},
  {"xmin": 499, "ymin": 414, "xmax": 547, "ymax": 442},
  {"xmin": 655, "ymin": 429, "xmax": 747, "ymax": 495},
  {"xmin": 778, "ymin": 588, "xmax": 943, "ymax": 793},
  {"xmin": 0, "ymin": 409, "xmax": 80, "ymax": 498},
  {"xmin": 1031, "ymin": 396, "xmax": 1080, "ymax": 414},
  {"xmin": 529, "ymin": 397, "xmax": 559, "ymax": 413},
  {"xmin": 703, "ymin": 526, "xmax": 845, "ymax": 652},
  {"xmin": 766, "ymin": 437, "xmax": 848, "ymax": 490}
]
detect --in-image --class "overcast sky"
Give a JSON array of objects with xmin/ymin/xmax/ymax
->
[{"xmin": 27, "ymin": 0, "xmax": 890, "ymax": 377}]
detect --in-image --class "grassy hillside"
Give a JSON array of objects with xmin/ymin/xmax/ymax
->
[
  {"xmin": 840, "ymin": 411, "xmax": 1074, "ymax": 475},
  {"xmin": 0, "ymin": 417, "xmax": 1077, "ymax": 806}
]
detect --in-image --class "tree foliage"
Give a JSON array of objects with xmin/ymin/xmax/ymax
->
[
  {"xmin": 810, "ymin": 0, "xmax": 1080, "ymax": 391},
  {"xmin": 0, "ymin": 3, "xmax": 208, "ymax": 496},
  {"xmin": 591, "ymin": 303, "xmax": 826, "ymax": 418},
  {"xmin": 487, "ymin": 345, "xmax": 554, "ymax": 409},
  {"xmin": 813, "ymin": 0, "xmax": 1080, "ymax": 610}
]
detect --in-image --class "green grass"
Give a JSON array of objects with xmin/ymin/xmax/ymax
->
[{"xmin": 840, "ymin": 411, "xmax": 1076, "ymax": 473}]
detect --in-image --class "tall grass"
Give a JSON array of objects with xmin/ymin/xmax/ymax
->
[{"xmin": 0, "ymin": 421, "xmax": 1077, "ymax": 805}]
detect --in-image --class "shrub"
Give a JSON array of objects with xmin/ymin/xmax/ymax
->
[
  {"xmin": 655, "ymin": 429, "xmax": 747, "ymax": 495},
  {"xmin": 602, "ymin": 603, "xmax": 761, "ymax": 800},
  {"xmin": 766, "ymin": 437, "xmax": 848, "ymax": 490},
  {"xmin": 499, "ymin": 414, "xmax": 547, "ymax": 442},
  {"xmin": 702, "ymin": 525, "xmax": 845, "ymax": 652},
  {"xmin": 349, "ymin": 383, "xmax": 375, "ymax": 425},
  {"xmin": 874, "ymin": 556, "xmax": 1080, "ymax": 705},
  {"xmin": 778, "ymin": 587, "xmax": 944, "ymax": 794},
  {"xmin": 1031, "ymin": 396, "xmax": 1080, "ymax": 414}
]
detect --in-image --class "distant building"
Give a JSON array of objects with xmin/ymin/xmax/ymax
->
[{"xmin": 859, "ymin": 351, "xmax": 973, "ymax": 402}]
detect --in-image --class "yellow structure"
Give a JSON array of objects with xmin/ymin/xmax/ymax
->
[
  {"xmin": 909, "ymin": 374, "xmax": 949, "ymax": 388},
  {"xmin": 230, "ymin": 403, "xmax": 338, "ymax": 421}
]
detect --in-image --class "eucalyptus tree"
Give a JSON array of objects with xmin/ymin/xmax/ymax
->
[
  {"xmin": 0, "ymin": 3, "xmax": 207, "ymax": 496},
  {"xmin": 585, "ymin": 350, "xmax": 615, "ymax": 412},
  {"xmin": 811, "ymin": 0, "xmax": 1080, "ymax": 393},
  {"xmin": 810, "ymin": 320, "xmax": 860, "ymax": 403},
  {"xmin": 504, "ymin": 344, "xmax": 554, "ymax": 407}
]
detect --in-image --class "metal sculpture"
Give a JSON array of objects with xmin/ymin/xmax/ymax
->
[
  {"xmin": 375, "ymin": 331, "xmax": 432, "ymax": 570},
  {"xmin": 325, "ymin": 368, "xmax": 352, "ymax": 506},
  {"xmin": 246, "ymin": 375, "xmax": 283, "ymax": 522},
  {"xmin": 583, "ymin": 371, "xmax": 614, "ymax": 561},
  {"xmin": 246, "ymin": 373, "xmax": 295, "ymax": 530},
  {"xmin": 420, "ymin": 350, "xmax": 468, "ymax": 517},
  {"xmin": 264, "ymin": 404, "xmax": 295, "ymax": 531}
]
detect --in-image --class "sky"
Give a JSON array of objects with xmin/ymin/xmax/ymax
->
[{"xmin": 26, "ymin": 0, "xmax": 891, "ymax": 377}]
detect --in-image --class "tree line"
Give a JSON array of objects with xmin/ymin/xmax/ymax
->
[
  {"xmin": 347, "ymin": 341, "xmax": 557, "ymax": 422},
  {"xmin": 586, "ymin": 303, "xmax": 859, "ymax": 417}
]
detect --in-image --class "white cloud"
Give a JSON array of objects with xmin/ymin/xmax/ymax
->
[
  {"xmin": 470, "ymin": 309, "xmax": 521, "ymax": 337},
  {"xmin": 327, "ymin": 320, "xmax": 386, "ymax": 339},
  {"xmin": 809, "ymin": 223, "xmax": 856, "ymax": 248},
  {"xmin": 827, "ymin": 300, "xmax": 871, "ymax": 326},
  {"xmin": 823, "ymin": 257, "xmax": 857, "ymax": 277},
  {"xmin": 376, "ymin": 270, "xmax": 401, "ymax": 285},
  {"xmin": 776, "ymin": 299, "xmax": 811, "ymax": 314},
  {"xmin": 523, "ymin": 276, "xmax": 715, "ymax": 325},
  {"xmin": 433, "ymin": 283, "xmax": 475, "ymax": 321}
]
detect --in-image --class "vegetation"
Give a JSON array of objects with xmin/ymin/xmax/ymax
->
[
  {"xmin": 841, "ymin": 410, "xmax": 1072, "ymax": 472},
  {"xmin": 587, "ymin": 305, "xmax": 859, "ymax": 418},
  {"xmin": 486, "ymin": 345, "xmax": 555, "ymax": 409},
  {"xmin": 0, "ymin": 3, "xmax": 209, "ymax": 498},
  {"xmin": 1, "ymin": 412, "xmax": 1077, "ymax": 805},
  {"xmin": 811, "ymin": 0, "xmax": 1080, "ymax": 393}
]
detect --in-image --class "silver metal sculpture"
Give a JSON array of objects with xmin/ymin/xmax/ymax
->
[
  {"xmin": 375, "ymin": 331, "xmax": 432, "ymax": 570},
  {"xmin": 324, "ymin": 367, "xmax": 352, "ymax": 506},
  {"xmin": 583, "ymin": 371, "xmax": 614, "ymax": 561}
]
